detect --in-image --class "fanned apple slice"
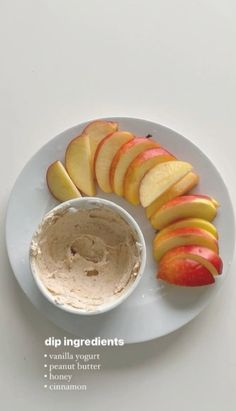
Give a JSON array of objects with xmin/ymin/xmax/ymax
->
[
  {"xmin": 46, "ymin": 161, "xmax": 81, "ymax": 202},
  {"xmin": 145, "ymin": 172, "xmax": 199, "ymax": 218},
  {"xmin": 160, "ymin": 246, "xmax": 223, "ymax": 276},
  {"xmin": 153, "ymin": 217, "xmax": 218, "ymax": 238},
  {"xmin": 192, "ymin": 194, "xmax": 219, "ymax": 208},
  {"xmin": 95, "ymin": 131, "xmax": 134, "ymax": 193},
  {"xmin": 65, "ymin": 134, "xmax": 96, "ymax": 196},
  {"xmin": 153, "ymin": 226, "xmax": 218, "ymax": 261},
  {"xmin": 158, "ymin": 256, "xmax": 215, "ymax": 286},
  {"xmin": 110, "ymin": 137, "xmax": 158, "ymax": 196},
  {"xmin": 139, "ymin": 160, "xmax": 193, "ymax": 207},
  {"xmin": 83, "ymin": 120, "xmax": 118, "ymax": 167},
  {"xmin": 124, "ymin": 147, "xmax": 175, "ymax": 205},
  {"xmin": 151, "ymin": 195, "xmax": 218, "ymax": 230}
]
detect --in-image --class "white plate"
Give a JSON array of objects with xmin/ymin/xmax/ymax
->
[{"xmin": 5, "ymin": 117, "xmax": 235, "ymax": 343}]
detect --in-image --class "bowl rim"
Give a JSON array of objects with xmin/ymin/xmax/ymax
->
[{"xmin": 29, "ymin": 197, "xmax": 147, "ymax": 315}]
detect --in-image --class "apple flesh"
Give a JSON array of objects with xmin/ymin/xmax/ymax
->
[
  {"xmin": 160, "ymin": 245, "xmax": 223, "ymax": 276},
  {"xmin": 110, "ymin": 137, "xmax": 158, "ymax": 196},
  {"xmin": 192, "ymin": 194, "xmax": 219, "ymax": 208},
  {"xmin": 151, "ymin": 217, "xmax": 218, "ymax": 238},
  {"xmin": 145, "ymin": 172, "xmax": 199, "ymax": 218},
  {"xmin": 124, "ymin": 147, "xmax": 175, "ymax": 205},
  {"xmin": 139, "ymin": 161, "xmax": 193, "ymax": 207},
  {"xmin": 46, "ymin": 161, "xmax": 81, "ymax": 202},
  {"xmin": 65, "ymin": 134, "xmax": 96, "ymax": 196},
  {"xmin": 153, "ymin": 226, "xmax": 218, "ymax": 261},
  {"xmin": 95, "ymin": 131, "xmax": 134, "ymax": 193},
  {"xmin": 158, "ymin": 256, "xmax": 215, "ymax": 286},
  {"xmin": 83, "ymin": 120, "xmax": 118, "ymax": 169},
  {"xmin": 151, "ymin": 195, "xmax": 218, "ymax": 230}
]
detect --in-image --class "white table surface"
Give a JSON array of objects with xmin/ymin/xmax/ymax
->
[{"xmin": 1, "ymin": 1, "xmax": 236, "ymax": 410}]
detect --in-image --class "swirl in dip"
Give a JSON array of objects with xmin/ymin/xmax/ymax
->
[{"xmin": 30, "ymin": 204, "xmax": 142, "ymax": 312}]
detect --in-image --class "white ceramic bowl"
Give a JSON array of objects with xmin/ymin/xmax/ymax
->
[{"xmin": 29, "ymin": 197, "xmax": 146, "ymax": 315}]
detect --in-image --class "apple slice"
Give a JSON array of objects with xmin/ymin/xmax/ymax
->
[
  {"xmin": 65, "ymin": 134, "xmax": 95, "ymax": 196},
  {"xmin": 160, "ymin": 246, "xmax": 223, "ymax": 276},
  {"xmin": 192, "ymin": 194, "xmax": 219, "ymax": 208},
  {"xmin": 124, "ymin": 147, "xmax": 175, "ymax": 205},
  {"xmin": 83, "ymin": 120, "xmax": 118, "ymax": 168},
  {"xmin": 139, "ymin": 161, "xmax": 193, "ymax": 207},
  {"xmin": 95, "ymin": 131, "xmax": 134, "ymax": 192},
  {"xmin": 158, "ymin": 256, "xmax": 215, "ymax": 286},
  {"xmin": 153, "ymin": 226, "xmax": 218, "ymax": 261},
  {"xmin": 110, "ymin": 137, "xmax": 158, "ymax": 196},
  {"xmin": 151, "ymin": 195, "xmax": 218, "ymax": 230},
  {"xmin": 152, "ymin": 217, "xmax": 218, "ymax": 238},
  {"xmin": 46, "ymin": 161, "xmax": 81, "ymax": 202},
  {"xmin": 145, "ymin": 172, "xmax": 199, "ymax": 218}
]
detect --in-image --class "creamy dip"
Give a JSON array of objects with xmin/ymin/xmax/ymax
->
[{"xmin": 30, "ymin": 205, "xmax": 142, "ymax": 311}]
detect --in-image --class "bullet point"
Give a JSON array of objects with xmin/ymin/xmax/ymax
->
[
  {"xmin": 44, "ymin": 354, "xmax": 47, "ymax": 358},
  {"xmin": 44, "ymin": 364, "xmax": 47, "ymax": 368},
  {"xmin": 44, "ymin": 385, "xmax": 47, "ymax": 388},
  {"xmin": 44, "ymin": 375, "xmax": 47, "ymax": 378}
]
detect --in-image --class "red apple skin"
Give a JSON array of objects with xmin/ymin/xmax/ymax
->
[
  {"xmin": 153, "ymin": 226, "xmax": 219, "ymax": 261},
  {"xmin": 153, "ymin": 218, "xmax": 218, "ymax": 239},
  {"xmin": 93, "ymin": 131, "xmax": 115, "ymax": 175},
  {"xmin": 83, "ymin": 119, "xmax": 118, "ymax": 134},
  {"xmin": 124, "ymin": 147, "xmax": 175, "ymax": 205},
  {"xmin": 191, "ymin": 194, "xmax": 219, "ymax": 207},
  {"xmin": 110, "ymin": 136, "xmax": 158, "ymax": 192},
  {"xmin": 146, "ymin": 172, "xmax": 199, "ymax": 218},
  {"xmin": 152, "ymin": 195, "xmax": 218, "ymax": 230},
  {"xmin": 65, "ymin": 134, "xmax": 96, "ymax": 196},
  {"xmin": 110, "ymin": 136, "xmax": 153, "ymax": 162},
  {"xmin": 128, "ymin": 146, "xmax": 174, "ymax": 165},
  {"xmin": 161, "ymin": 245, "xmax": 223, "ymax": 275},
  {"xmin": 158, "ymin": 257, "xmax": 215, "ymax": 286},
  {"xmin": 83, "ymin": 120, "xmax": 119, "ymax": 170},
  {"xmin": 161, "ymin": 195, "xmax": 217, "ymax": 210}
]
